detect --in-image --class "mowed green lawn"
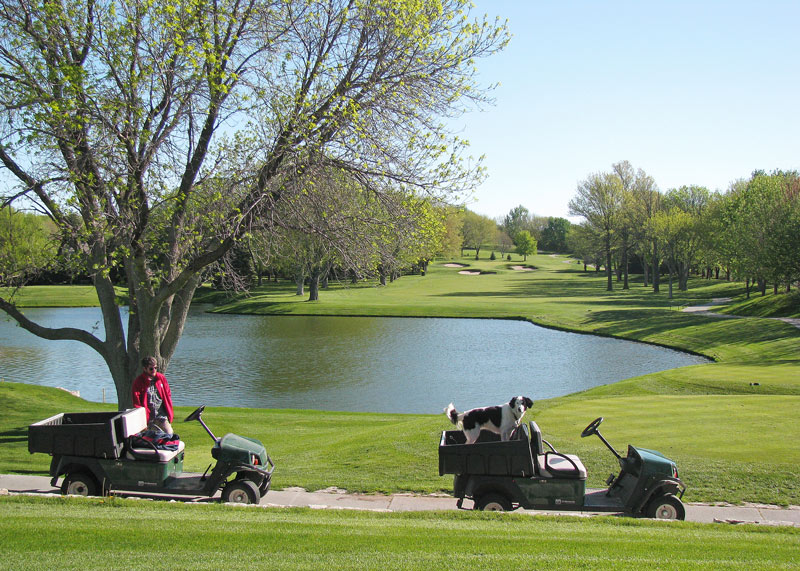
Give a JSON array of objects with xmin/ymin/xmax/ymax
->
[
  {"xmin": 1, "ymin": 496, "xmax": 798, "ymax": 570},
  {"xmin": 0, "ymin": 285, "xmax": 127, "ymax": 307},
  {"xmin": 2, "ymin": 255, "xmax": 799, "ymax": 503}
]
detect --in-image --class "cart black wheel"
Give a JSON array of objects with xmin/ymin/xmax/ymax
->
[
  {"xmin": 184, "ymin": 405, "xmax": 206, "ymax": 423},
  {"xmin": 222, "ymin": 479, "xmax": 260, "ymax": 504},
  {"xmin": 475, "ymin": 493, "xmax": 512, "ymax": 512},
  {"xmin": 581, "ymin": 417, "xmax": 604, "ymax": 438},
  {"xmin": 61, "ymin": 472, "xmax": 98, "ymax": 497},
  {"xmin": 238, "ymin": 475, "xmax": 270, "ymax": 498},
  {"xmin": 646, "ymin": 494, "xmax": 685, "ymax": 520}
]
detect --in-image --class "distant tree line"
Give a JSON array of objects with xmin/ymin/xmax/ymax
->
[
  {"xmin": 6, "ymin": 162, "xmax": 795, "ymax": 304},
  {"xmin": 569, "ymin": 161, "xmax": 800, "ymax": 297}
]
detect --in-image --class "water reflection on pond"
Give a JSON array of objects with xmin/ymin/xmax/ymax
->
[{"xmin": 0, "ymin": 307, "xmax": 708, "ymax": 413}]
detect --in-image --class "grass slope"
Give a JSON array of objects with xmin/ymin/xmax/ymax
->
[{"xmin": 1, "ymin": 496, "xmax": 798, "ymax": 570}]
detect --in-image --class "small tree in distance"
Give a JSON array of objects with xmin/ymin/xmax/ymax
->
[{"xmin": 515, "ymin": 230, "xmax": 537, "ymax": 261}]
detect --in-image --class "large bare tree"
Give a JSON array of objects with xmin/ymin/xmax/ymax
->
[{"xmin": 0, "ymin": 0, "xmax": 508, "ymax": 406}]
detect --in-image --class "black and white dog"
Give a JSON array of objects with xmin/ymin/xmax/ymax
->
[{"xmin": 445, "ymin": 396, "xmax": 534, "ymax": 444}]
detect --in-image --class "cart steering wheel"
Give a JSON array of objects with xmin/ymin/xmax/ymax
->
[
  {"xmin": 581, "ymin": 417, "xmax": 604, "ymax": 438},
  {"xmin": 184, "ymin": 405, "xmax": 206, "ymax": 423}
]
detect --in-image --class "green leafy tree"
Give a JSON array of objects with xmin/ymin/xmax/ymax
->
[
  {"xmin": 626, "ymin": 175, "xmax": 662, "ymax": 291},
  {"xmin": 718, "ymin": 171, "xmax": 800, "ymax": 295},
  {"xmin": 0, "ymin": 208, "xmax": 57, "ymax": 285},
  {"xmin": 460, "ymin": 210, "xmax": 496, "ymax": 259},
  {"xmin": 501, "ymin": 205, "xmax": 531, "ymax": 243},
  {"xmin": 568, "ymin": 222, "xmax": 604, "ymax": 271},
  {"xmin": 569, "ymin": 172, "xmax": 623, "ymax": 291},
  {"xmin": 439, "ymin": 207, "xmax": 465, "ymax": 258},
  {"xmin": 539, "ymin": 217, "xmax": 571, "ymax": 253},
  {"xmin": 514, "ymin": 230, "xmax": 536, "ymax": 261},
  {"xmin": 0, "ymin": 0, "xmax": 509, "ymax": 406},
  {"xmin": 648, "ymin": 186, "xmax": 710, "ymax": 296}
]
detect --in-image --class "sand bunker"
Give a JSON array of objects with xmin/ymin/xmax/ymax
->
[
  {"xmin": 458, "ymin": 270, "xmax": 482, "ymax": 275},
  {"xmin": 510, "ymin": 265, "xmax": 536, "ymax": 271},
  {"xmin": 443, "ymin": 263, "xmax": 467, "ymax": 268}
]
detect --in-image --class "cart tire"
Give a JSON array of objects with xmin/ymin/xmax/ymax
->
[
  {"xmin": 222, "ymin": 479, "xmax": 260, "ymax": 504},
  {"xmin": 61, "ymin": 472, "xmax": 98, "ymax": 497},
  {"xmin": 475, "ymin": 493, "xmax": 512, "ymax": 512},
  {"xmin": 238, "ymin": 475, "xmax": 269, "ymax": 498},
  {"xmin": 646, "ymin": 494, "xmax": 685, "ymax": 520}
]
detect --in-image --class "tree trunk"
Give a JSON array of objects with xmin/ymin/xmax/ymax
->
[
  {"xmin": 605, "ymin": 233, "xmax": 613, "ymax": 291},
  {"xmin": 622, "ymin": 241, "xmax": 629, "ymax": 290},
  {"xmin": 652, "ymin": 241, "xmax": 660, "ymax": 293},
  {"xmin": 641, "ymin": 255, "xmax": 649, "ymax": 288},
  {"xmin": 308, "ymin": 272, "xmax": 320, "ymax": 301},
  {"xmin": 668, "ymin": 271, "xmax": 674, "ymax": 299}
]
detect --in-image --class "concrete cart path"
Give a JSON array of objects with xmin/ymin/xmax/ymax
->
[
  {"xmin": 2, "ymin": 475, "xmax": 799, "ymax": 527},
  {"xmin": 681, "ymin": 297, "xmax": 800, "ymax": 329}
]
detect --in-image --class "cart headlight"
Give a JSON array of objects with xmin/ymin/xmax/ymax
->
[
  {"xmin": 672, "ymin": 464, "xmax": 679, "ymax": 478},
  {"xmin": 252, "ymin": 454, "xmax": 260, "ymax": 466}
]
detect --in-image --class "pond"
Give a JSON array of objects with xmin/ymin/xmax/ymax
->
[{"xmin": 0, "ymin": 307, "xmax": 708, "ymax": 413}]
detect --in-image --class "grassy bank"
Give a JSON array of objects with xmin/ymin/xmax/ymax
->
[
  {"xmin": 1, "ymin": 496, "xmax": 798, "ymax": 570},
  {"xmin": 0, "ymin": 285, "xmax": 126, "ymax": 307}
]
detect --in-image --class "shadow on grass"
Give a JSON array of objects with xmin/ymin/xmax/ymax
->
[
  {"xmin": 436, "ymin": 276, "xmax": 749, "ymax": 310},
  {"xmin": 582, "ymin": 308, "xmax": 799, "ymax": 360},
  {"xmin": 0, "ymin": 428, "xmax": 27, "ymax": 445}
]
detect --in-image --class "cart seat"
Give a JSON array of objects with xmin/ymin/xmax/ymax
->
[
  {"xmin": 528, "ymin": 421, "xmax": 587, "ymax": 479},
  {"xmin": 120, "ymin": 408, "xmax": 148, "ymax": 438},
  {"xmin": 537, "ymin": 453, "xmax": 587, "ymax": 480},
  {"xmin": 126, "ymin": 440, "xmax": 185, "ymax": 462},
  {"xmin": 119, "ymin": 408, "xmax": 184, "ymax": 462},
  {"xmin": 529, "ymin": 421, "xmax": 545, "ymax": 455}
]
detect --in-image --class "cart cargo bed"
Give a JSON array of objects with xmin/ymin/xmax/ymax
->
[
  {"xmin": 28, "ymin": 411, "xmax": 125, "ymax": 459},
  {"xmin": 439, "ymin": 424, "xmax": 535, "ymax": 477}
]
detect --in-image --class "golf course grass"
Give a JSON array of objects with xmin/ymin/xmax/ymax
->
[
  {"xmin": 1, "ymin": 495, "xmax": 798, "ymax": 570},
  {"xmin": 2, "ymin": 253, "xmax": 799, "ymax": 569}
]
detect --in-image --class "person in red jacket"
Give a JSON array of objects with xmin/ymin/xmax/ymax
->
[{"xmin": 131, "ymin": 356, "xmax": 174, "ymax": 434}]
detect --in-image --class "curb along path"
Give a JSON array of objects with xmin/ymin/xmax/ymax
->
[{"xmin": 2, "ymin": 475, "xmax": 799, "ymax": 527}]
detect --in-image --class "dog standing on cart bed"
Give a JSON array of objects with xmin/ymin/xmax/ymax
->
[{"xmin": 445, "ymin": 396, "xmax": 534, "ymax": 444}]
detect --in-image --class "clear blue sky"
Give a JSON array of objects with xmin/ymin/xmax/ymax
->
[{"xmin": 459, "ymin": 0, "xmax": 800, "ymax": 220}]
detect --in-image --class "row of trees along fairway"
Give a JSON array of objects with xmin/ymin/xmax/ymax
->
[
  {"xmin": 455, "ymin": 206, "xmax": 571, "ymax": 261},
  {"xmin": 0, "ymin": 0, "xmax": 509, "ymax": 407},
  {"xmin": 569, "ymin": 161, "xmax": 800, "ymax": 298}
]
